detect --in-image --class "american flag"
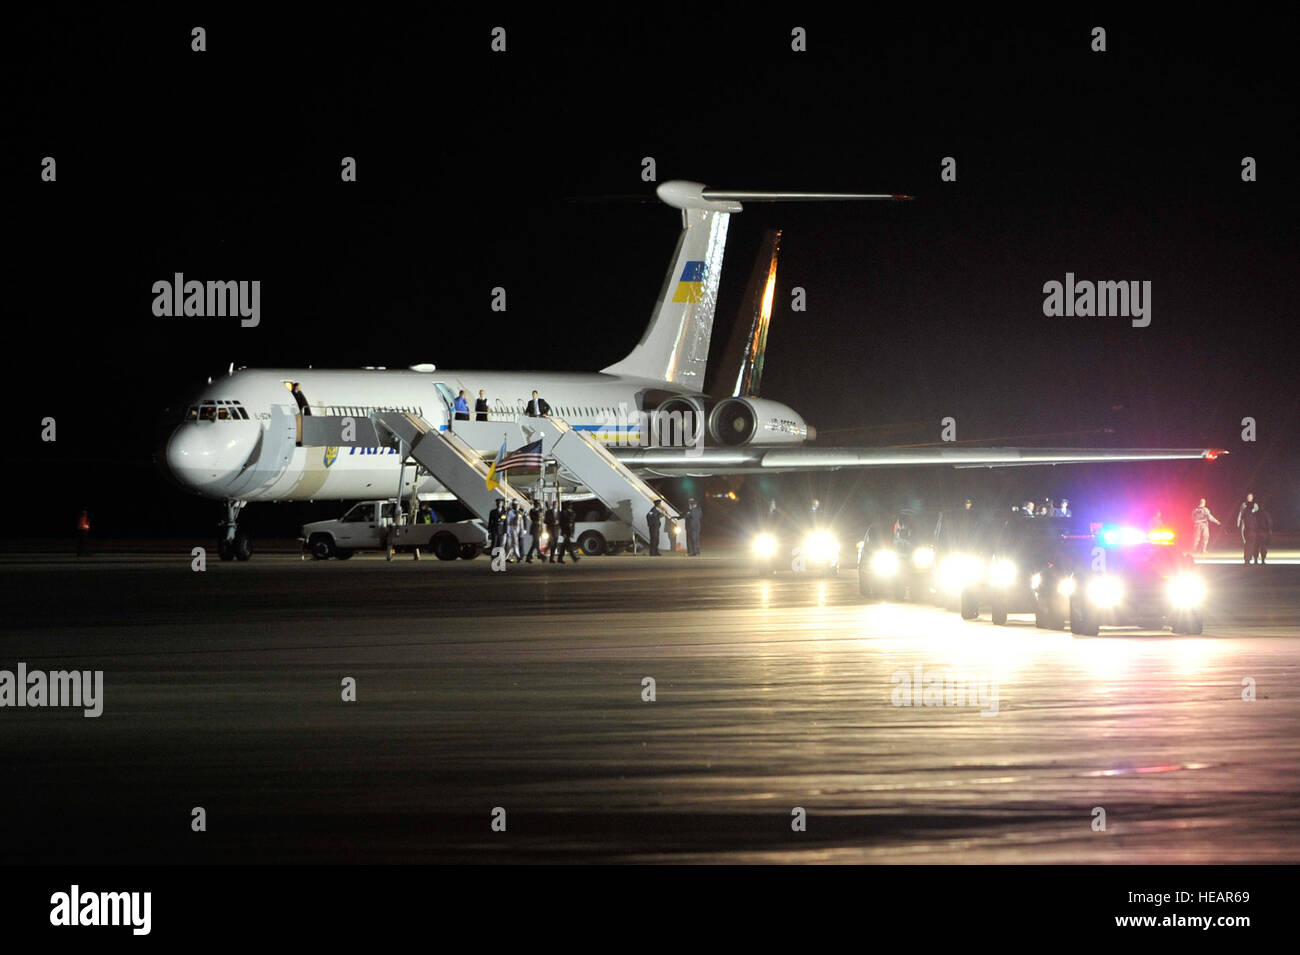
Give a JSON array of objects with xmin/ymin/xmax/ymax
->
[{"xmin": 493, "ymin": 439, "xmax": 544, "ymax": 473}]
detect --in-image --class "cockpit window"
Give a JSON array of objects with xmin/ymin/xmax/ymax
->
[
  {"xmin": 185, "ymin": 406, "xmax": 199, "ymax": 421},
  {"xmin": 217, "ymin": 407, "xmax": 231, "ymax": 420},
  {"xmin": 199, "ymin": 406, "xmax": 216, "ymax": 421}
]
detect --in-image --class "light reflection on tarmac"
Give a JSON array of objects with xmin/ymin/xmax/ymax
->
[{"xmin": 0, "ymin": 548, "xmax": 1297, "ymax": 863}]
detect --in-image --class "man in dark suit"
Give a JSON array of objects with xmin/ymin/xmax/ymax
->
[
  {"xmin": 685, "ymin": 498, "xmax": 702, "ymax": 556},
  {"xmin": 560, "ymin": 503, "xmax": 580, "ymax": 562},
  {"xmin": 525, "ymin": 499, "xmax": 543, "ymax": 563},
  {"xmin": 645, "ymin": 501, "xmax": 663, "ymax": 556},
  {"xmin": 545, "ymin": 502, "xmax": 560, "ymax": 562},
  {"xmin": 487, "ymin": 500, "xmax": 503, "ymax": 554},
  {"xmin": 474, "ymin": 389, "xmax": 490, "ymax": 422},
  {"xmin": 526, "ymin": 390, "xmax": 551, "ymax": 417}
]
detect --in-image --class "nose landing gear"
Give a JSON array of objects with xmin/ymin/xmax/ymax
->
[{"xmin": 217, "ymin": 500, "xmax": 252, "ymax": 561}]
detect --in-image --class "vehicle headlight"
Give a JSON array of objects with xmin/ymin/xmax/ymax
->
[
  {"xmin": 804, "ymin": 531, "xmax": 838, "ymax": 562},
  {"xmin": 1167, "ymin": 573, "xmax": 1205, "ymax": 607},
  {"xmin": 752, "ymin": 533, "xmax": 778, "ymax": 559},
  {"xmin": 870, "ymin": 549, "xmax": 899, "ymax": 577},
  {"xmin": 1057, "ymin": 576, "xmax": 1076, "ymax": 597},
  {"xmin": 1086, "ymin": 575, "xmax": 1124, "ymax": 608},
  {"xmin": 1030, "ymin": 572, "xmax": 1042, "ymax": 592},
  {"xmin": 989, "ymin": 559, "xmax": 1017, "ymax": 588},
  {"xmin": 912, "ymin": 546, "xmax": 935, "ymax": 570}
]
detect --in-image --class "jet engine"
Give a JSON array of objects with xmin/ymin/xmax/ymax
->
[{"xmin": 707, "ymin": 397, "xmax": 811, "ymax": 446}]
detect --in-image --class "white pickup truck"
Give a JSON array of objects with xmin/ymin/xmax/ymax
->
[{"xmin": 301, "ymin": 501, "xmax": 487, "ymax": 561}]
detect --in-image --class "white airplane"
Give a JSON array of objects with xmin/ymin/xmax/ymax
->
[{"xmin": 162, "ymin": 179, "xmax": 1222, "ymax": 559}]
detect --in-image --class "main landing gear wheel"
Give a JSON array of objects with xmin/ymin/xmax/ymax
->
[{"xmin": 233, "ymin": 529, "xmax": 253, "ymax": 561}]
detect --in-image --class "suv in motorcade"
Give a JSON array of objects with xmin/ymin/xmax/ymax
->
[
  {"xmin": 1050, "ymin": 529, "xmax": 1205, "ymax": 635},
  {"xmin": 857, "ymin": 510, "xmax": 940, "ymax": 600},
  {"xmin": 754, "ymin": 508, "xmax": 841, "ymax": 576},
  {"xmin": 978, "ymin": 515, "xmax": 1094, "ymax": 625}
]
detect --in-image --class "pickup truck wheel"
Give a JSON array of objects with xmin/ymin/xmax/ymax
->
[
  {"xmin": 858, "ymin": 567, "xmax": 873, "ymax": 598},
  {"xmin": 578, "ymin": 531, "xmax": 605, "ymax": 556},
  {"xmin": 959, "ymin": 589, "xmax": 979, "ymax": 620},
  {"xmin": 991, "ymin": 600, "xmax": 1008, "ymax": 626},
  {"xmin": 309, "ymin": 535, "xmax": 335, "ymax": 560},
  {"xmin": 334, "ymin": 548, "xmax": 354, "ymax": 560},
  {"xmin": 459, "ymin": 544, "xmax": 479, "ymax": 560},
  {"xmin": 433, "ymin": 533, "xmax": 460, "ymax": 561},
  {"xmin": 1036, "ymin": 597, "xmax": 1065, "ymax": 631},
  {"xmin": 1071, "ymin": 600, "xmax": 1099, "ymax": 637}
]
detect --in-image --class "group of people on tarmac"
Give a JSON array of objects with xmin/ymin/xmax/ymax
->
[
  {"xmin": 1150, "ymin": 495, "xmax": 1274, "ymax": 563},
  {"xmin": 1221, "ymin": 493, "xmax": 1272, "ymax": 565},
  {"xmin": 452, "ymin": 389, "xmax": 552, "ymax": 422},
  {"xmin": 644, "ymin": 498, "xmax": 703, "ymax": 556},
  {"xmin": 1015, "ymin": 497, "xmax": 1071, "ymax": 518},
  {"xmin": 487, "ymin": 498, "xmax": 581, "ymax": 563}
]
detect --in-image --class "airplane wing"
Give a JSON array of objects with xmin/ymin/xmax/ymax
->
[{"xmin": 612, "ymin": 445, "xmax": 1225, "ymax": 477}]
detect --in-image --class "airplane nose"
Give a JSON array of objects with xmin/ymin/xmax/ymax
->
[{"xmin": 163, "ymin": 424, "xmax": 254, "ymax": 493}]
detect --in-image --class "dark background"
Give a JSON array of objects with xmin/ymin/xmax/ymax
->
[{"xmin": 6, "ymin": 10, "xmax": 1297, "ymax": 542}]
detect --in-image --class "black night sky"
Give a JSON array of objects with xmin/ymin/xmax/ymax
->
[{"xmin": 7, "ymin": 11, "xmax": 1298, "ymax": 540}]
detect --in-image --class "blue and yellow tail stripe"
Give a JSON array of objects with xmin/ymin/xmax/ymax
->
[{"xmin": 671, "ymin": 260, "xmax": 707, "ymax": 303}]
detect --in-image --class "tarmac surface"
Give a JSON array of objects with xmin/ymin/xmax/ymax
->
[{"xmin": 1, "ymin": 542, "xmax": 1298, "ymax": 863}]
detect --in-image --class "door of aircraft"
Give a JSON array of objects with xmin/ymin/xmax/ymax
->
[
  {"xmin": 433, "ymin": 382, "xmax": 456, "ymax": 426},
  {"xmin": 284, "ymin": 379, "xmax": 312, "ymax": 445}
]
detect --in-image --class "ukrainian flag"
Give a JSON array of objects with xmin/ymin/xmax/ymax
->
[
  {"xmin": 486, "ymin": 436, "xmax": 507, "ymax": 491},
  {"xmin": 671, "ymin": 260, "xmax": 707, "ymax": 303}
]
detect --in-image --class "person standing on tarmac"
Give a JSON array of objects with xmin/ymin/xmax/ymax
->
[
  {"xmin": 505, "ymin": 502, "xmax": 521, "ymax": 562},
  {"xmin": 545, "ymin": 501, "xmax": 560, "ymax": 562},
  {"xmin": 1191, "ymin": 498, "xmax": 1221, "ymax": 554},
  {"xmin": 474, "ymin": 389, "xmax": 490, "ymax": 422},
  {"xmin": 685, "ymin": 498, "xmax": 702, "ymax": 556},
  {"xmin": 1236, "ymin": 493, "xmax": 1258, "ymax": 565},
  {"xmin": 559, "ymin": 503, "xmax": 580, "ymax": 562},
  {"xmin": 515, "ymin": 502, "xmax": 529, "ymax": 561},
  {"xmin": 646, "ymin": 501, "xmax": 663, "ymax": 556},
  {"xmin": 76, "ymin": 508, "xmax": 90, "ymax": 557},
  {"xmin": 1256, "ymin": 502, "xmax": 1273, "ymax": 566},
  {"xmin": 525, "ymin": 499, "xmax": 543, "ymax": 563},
  {"xmin": 487, "ymin": 499, "xmax": 504, "ymax": 554}
]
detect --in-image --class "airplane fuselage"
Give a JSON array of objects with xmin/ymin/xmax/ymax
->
[{"xmin": 163, "ymin": 367, "xmax": 686, "ymax": 502}]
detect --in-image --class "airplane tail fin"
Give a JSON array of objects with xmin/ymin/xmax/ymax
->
[
  {"xmin": 710, "ymin": 227, "xmax": 782, "ymax": 398},
  {"xmin": 602, "ymin": 181, "xmax": 909, "ymax": 392}
]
